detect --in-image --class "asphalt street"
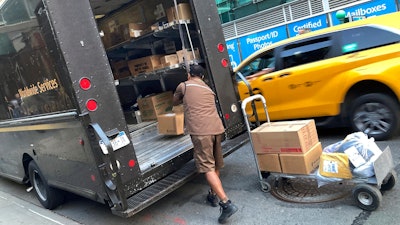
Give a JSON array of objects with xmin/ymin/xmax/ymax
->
[{"xmin": 0, "ymin": 128, "xmax": 399, "ymax": 225}]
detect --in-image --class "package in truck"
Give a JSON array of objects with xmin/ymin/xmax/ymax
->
[
  {"xmin": 128, "ymin": 55, "xmax": 161, "ymax": 76},
  {"xmin": 137, "ymin": 92, "xmax": 173, "ymax": 121},
  {"xmin": 166, "ymin": 3, "xmax": 193, "ymax": 24},
  {"xmin": 157, "ymin": 113, "xmax": 184, "ymax": 135}
]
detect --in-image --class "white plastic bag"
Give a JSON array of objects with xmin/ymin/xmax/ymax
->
[{"xmin": 317, "ymin": 132, "xmax": 383, "ymax": 183}]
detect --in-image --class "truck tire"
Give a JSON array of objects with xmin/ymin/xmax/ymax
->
[
  {"xmin": 349, "ymin": 93, "xmax": 400, "ymax": 141},
  {"xmin": 28, "ymin": 161, "xmax": 64, "ymax": 209}
]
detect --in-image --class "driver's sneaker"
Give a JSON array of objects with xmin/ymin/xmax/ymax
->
[{"xmin": 218, "ymin": 200, "xmax": 238, "ymax": 224}]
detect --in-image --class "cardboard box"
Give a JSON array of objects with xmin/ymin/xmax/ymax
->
[
  {"xmin": 257, "ymin": 154, "xmax": 281, "ymax": 173},
  {"xmin": 128, "ymin": 55, "xmax": 161, "ymax": 76},
  {"xmin": 110, "ymin": 32, "xmax": 124, "ymax": 46},
  {"xmin": 166, "ymin": 3, "xmax": 193, "ymax": 23},
  {"xmin": 172, "ymin": 104, "xmax": 184, "ymax": 114},
  {"xmin": 319, "ymin": 152, "xmax": 352, "ymax": 179},
  {"xmin": 154, "ymin": 3, "xmax": 166, "ymax": 20},
  {"xmin": 110, "ymin": 60, "xmax": 131, "ymax": 80},
  {"xmin": 160, "ymin": 54, "xmax": 178, "ymax": 65},
  {"xmin": 150, "ymin": 22, "xmax": 161, "ymax": 32},
  {"xmin": 157, "ymin": 113, "xmax": 184, "ymax": 135},
  {"xmin": 137, "ymin": 92, "xmax": 173, "ymax": 121},
  {"xmin": 176, "ymin": 48, "xmax": 200, "ymax": 63},
  {"xmin": 250, "ymin": 120, "xmax": 319, "ymax": 154},
  {"xmin": 279, "ymin": 142, "xmax": 322, "ymax": 175},
  {"xmin": 119, "ymin": 23, "xmax": 148, "ymax": 39},
  {"xmin": 101, "ymin": 33, "xmax": 113, "ymax": 49},
  {"xmin": 153, "ymin": 64, "xmax": 166, "ymax": 70},
  {"xmin": 164, "ymin": 41, "xmax": 177, "ymax": 54}
]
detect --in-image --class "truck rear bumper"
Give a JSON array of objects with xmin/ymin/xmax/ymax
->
[{"xmin": 112, "ymin": 131, "xmax": 249, "ymax": 217}]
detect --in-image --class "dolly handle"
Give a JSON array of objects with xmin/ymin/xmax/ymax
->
[
  {"xmin": 241, "ymin": 94, "xmax": 270, "ymax": 125},
  {"xmin": 241, "ymin": 94, "xmax": 266, "ymax": 111}
]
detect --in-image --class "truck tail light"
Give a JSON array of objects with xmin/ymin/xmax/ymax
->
[
  {"xmin": 86, "ymin": 99, "xmax": 98, "ymax": 111},
  {"xmin": 225, "ymin": 113, "xmax": 230, "ymax": 120},
  {"xmin": 79, "ymin": 77, "xmax": 92, "ymax": 90},
  {"xmin": 128, "ymin": 159, "xmax": 136, "ymax": 168},
  {"xmin": 221, "ymin": 58, "xmax": 229, "ymax": 67},
  {"xmin": 217, "ymin": 43, "xmax": 225, "ymax": 52}
]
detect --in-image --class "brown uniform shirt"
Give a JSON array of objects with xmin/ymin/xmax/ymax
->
[{"xmin": 173, "ymin": 77, "xmax": 225, "ymax": 135}]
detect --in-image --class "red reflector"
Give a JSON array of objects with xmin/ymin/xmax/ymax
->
[
  {"xmin": 225, "ymin": 113, "xmax": 230, "ymax": 120},
  {"xmin": 128, "ymin": 160, "xmax": 136, "ymax": 168},
  {"xmin": 86, "ymin": 99, "xmax": 98, "ymax": 111},
  {"xmin": 90, "ymin": 174, "xmax": 96, "ymax": 182},
  {"xmin": 217, "ymin": 43, "xmax": 225, "ymax": 52},
  {"xmin": 79, "ymin": 77, "xmax": 91, "ymax": 90},
  {"xmin": 221, "ymin": 58, "xmax": 229, "ymax": 68}
]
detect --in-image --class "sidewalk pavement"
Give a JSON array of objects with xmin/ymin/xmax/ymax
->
[{"xmin": 0, "ymin": 190, "xmax": 81, "ymax": 225}]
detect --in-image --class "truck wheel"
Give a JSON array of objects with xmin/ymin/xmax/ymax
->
[
  {"xmin": 380, "ymin": 170, "xmax": 397, "ymax": 191},
  {"xmin": 349, "ymin": 93, "xmax": 400, "ymax": 141},
  {"xmin": 28, "ymin": 161, "xmax": 64, "ymax": 209},
  {"xmin": 352, "ymin": 184, "xmax": 382, "ymax": 211}
]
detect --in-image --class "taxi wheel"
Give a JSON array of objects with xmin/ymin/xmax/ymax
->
[
  {"xmin": 28, "ymin": 160, "xmax": 65, "ymax": 209},
  {"xmin": 349, "ymin": 93, "xmax": 400, "ymax": 141}
]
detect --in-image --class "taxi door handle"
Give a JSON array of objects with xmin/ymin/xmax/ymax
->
[
  {"xmin": 279, "ymin": 73, "xmax": 291, "ymax": 78},
  {"xmin": 262, "ymin": 77, "xmax": 273, "ymax": 82}
]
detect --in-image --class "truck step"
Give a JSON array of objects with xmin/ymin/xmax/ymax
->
[{"xmin": 112, "ymin": 160, "xmax": 197, "ymax": 217}]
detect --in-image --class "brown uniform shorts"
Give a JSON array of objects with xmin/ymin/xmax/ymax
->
[{"xmin": 191, "ymin": 134, "xmax": 224, "ymax": 173}]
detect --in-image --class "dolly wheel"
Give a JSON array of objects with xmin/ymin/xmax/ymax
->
[
  {"xmin": 352, "ymin": 184, "xmax": 382, "ymax": 211},
  {"xmin": 260, "ymin": 180, "xmax": 271, "ymax": 193},
  {"xmin": 381, "ymin": 171, "xmax": 397, "ymax": 191}
]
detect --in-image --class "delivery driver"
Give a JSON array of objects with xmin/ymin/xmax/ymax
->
[{"xmin": 173, "ymin": 64, "xmax": 238, "ymax": 224}]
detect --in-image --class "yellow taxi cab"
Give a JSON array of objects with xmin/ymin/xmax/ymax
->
[{"xmin": 235, "ymin": 12, "xmax": 400, "ymax": 140}]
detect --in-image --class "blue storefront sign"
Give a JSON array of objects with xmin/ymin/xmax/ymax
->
[
  {"xmin": 238, "ymin": 25, "xmax": 287, "ymax": 60},
  {"xmin": 331, "ymin": 0, "xmax": 398, "ymax": 25},
  {"xmin": 224, "ymin": 0, "xmax": 399, "ymax": 68},
  {"xmin": 225, "ymin": 39, "xmax": 241, "ymax": 69},
  {"xmin": 287, "ymin": 14, "xmax": 328, "ymax": 37}
]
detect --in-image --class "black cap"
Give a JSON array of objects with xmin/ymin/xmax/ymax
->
[{"xmin": 189, "ymin": 64, "xmax": 204, "ymax": 77}]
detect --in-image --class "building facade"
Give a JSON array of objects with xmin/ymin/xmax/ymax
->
[{"xmin": 221, "ymin": 0, "xmax": 400, "ymax": 67}]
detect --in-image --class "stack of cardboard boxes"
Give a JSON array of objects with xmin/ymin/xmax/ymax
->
[
  {"xmin": 251, "ymin": 120, "xmax": 322, "ymax": 175},
  {"xmin": 137, "ymin": 92, "xmax": 174, "ymax": 121},
  {"xmin": 165, "ymin": 3, "xmax": 193, "ymax": 25},
  {"xmin": 137, "ymin": 92, "xmax": 184, "ymax": 135},
  {"xmin": 100, "ymin": 2, "xmax": 196, "ymax": 80},
  {"xmin": 100, "ymin": 3, "xmax": 193, "ymax": 48},
  {"xmin": 128, "ymin": 48, "xmax": 200, "ymax": 76}
]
